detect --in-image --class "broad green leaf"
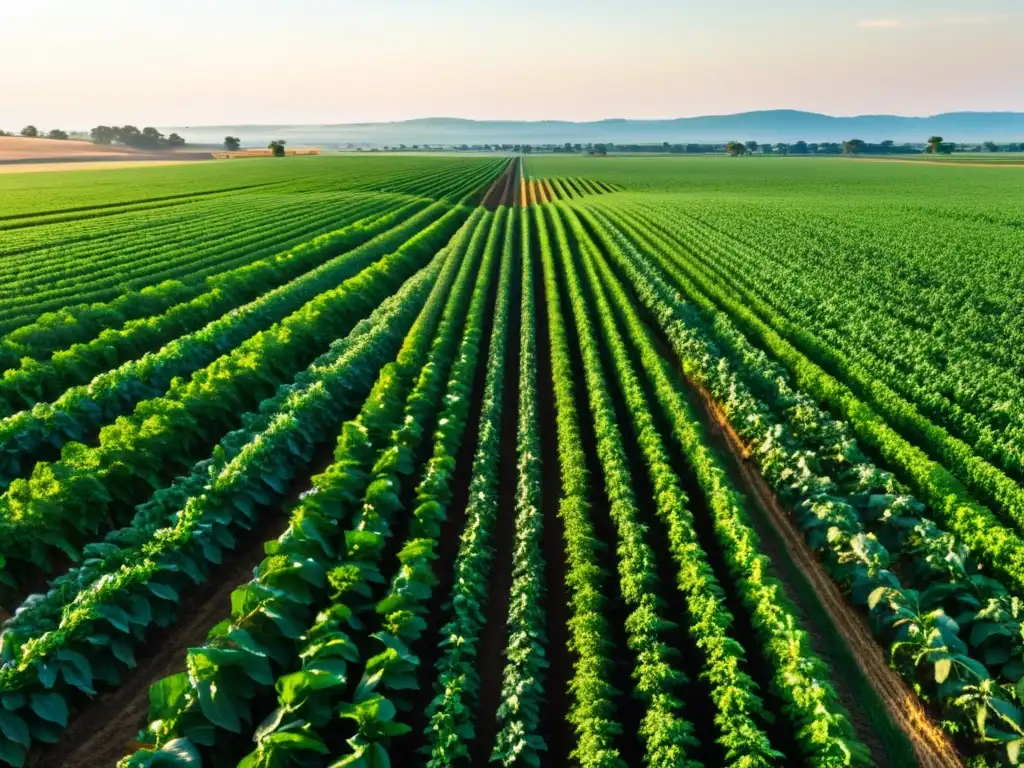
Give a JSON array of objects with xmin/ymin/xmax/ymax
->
[
  {"xmin": 145, "ymin": 737, "xmax": 202, "ymax": 766},
  {"xmin": 57, "ymin": 649, "xmax": 95, "ymax": 694},
  {"xmin": 197, "ymin": 682, "xmax": 242, "ymax": 733},
  {"xmin": 147, "ymin": 581, "xmax": 180, "ymax": 602},
  {"xmin": 0, "ymin": 735, "xmax": 27, "ymax": 768},
  {"xmin": 149, "ymin": 673, "xmax": 192, "ymax": 719},
  {"xmin": 0, "ymin": 711, "xmax": 30, "ymax": 747},
  {"xmin": 97, "ymin": 603, "xmax": 132, "ymax": 633},
  {"xmin": 29, "ymin": 692, "xmax": 68, "ymax": 727}
]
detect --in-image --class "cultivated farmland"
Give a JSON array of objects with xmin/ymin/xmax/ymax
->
[{"xmin": 0, "ymin": 154, "xmax": 1023, "ymax": 767}]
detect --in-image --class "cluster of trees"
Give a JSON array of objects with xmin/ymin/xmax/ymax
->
[
  {"xmin": 727, "ymin": 139, "xmax": 923, "ymax": 156},
  {"xmin": 268, "ymin": 140, "xmax": 286, "ymax": 157},
  {"xmin": 224, "ymin": 136, "xmax": 241, "ymax": 151},
  {"xmin": 2, "ymin": 125, "xmax": 72, "ymax": 140},
  {"xmin": 373, "ymin": 143, "xmax": 536, "ymax": 153},
  {"xmin": 450, "ymin": 143, "xmax": 534, "ymax": 153},
  {"xmin": 724, "ymin": 137, "xmax": 1024, "ymax": 156},
  {"xmin": 90, "ymin": 125, "xmax": 185, "ymax": 150},
  {"xmin": 613, "ymin": 139, "xmax": 1024, "ymax": 156},
  {"xmin": 982, "ymin": 141, "xmax": 1024, "ymax": 151}
]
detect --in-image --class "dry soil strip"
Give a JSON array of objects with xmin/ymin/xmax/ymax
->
[
  {"xmin": 691, "ymin": 383, "xmax": 964, "ymax": 768},
  {"xmin": 0, "ymin": 159, "xmax": 206, "ymax": 175}
]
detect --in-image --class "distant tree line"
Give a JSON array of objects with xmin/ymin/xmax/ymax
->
[
  {"xmin": 0, "ymin": 125, "xmax": 72, "ymax": 140},
  {"xmin": 720, "ymin": 137, "xmax": 1022, "ymax": 156},
  {"xmin": 90, "ymin": 125, "xmax": 185, "ymax": 150},
  {"xmin": 368, "ymin": 143, "xmax": 536, "ymax": 153},
  {"xmin": 302, "ymin": 139, "xmax": 1024, "ymax": 155}
]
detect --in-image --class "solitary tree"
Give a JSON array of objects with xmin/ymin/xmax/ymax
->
[
  {"xmin": 745, "ymin": 140, "xmax": 759, "ymax": 154},
  {"xmin": 983, "ymin": 141, "xmax": 999, "ymax": 152},
  {"xmin": 774, "ymin": 142, "xmax": 790, "ymax": 155},
  {"xmin": 268, "ymin": 140, "xmax": 287, "ymax": 157},
  {"xmin": 46, "ymin": 129, "xmax": 69, "ymax": 140},
  {"xmin": 223, "ymin": 136, "xmax": 241, "ymax": 151},
  {"xmin": 842, "ymin": 139, "xmax": 866, "ymax": 155},
  {"xmin": 927, "ymin": 136, "xmax": 944, "ymax": 154},
  {"xmin": 20, "ymin": 125, "xmax": 39, "ymax": 138},
  {"xmin": 725, "ymin": 141, "xmax": 747, "ymax": 156}
]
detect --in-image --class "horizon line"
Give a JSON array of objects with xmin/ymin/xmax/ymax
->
[{"xmin": 146, "ymin": 109, "xmax": 1024, "ymax": 130}]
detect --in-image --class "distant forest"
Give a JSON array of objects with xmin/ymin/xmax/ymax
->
[{"xmin": 361, "ymin": 139, "xmax": 1023, "ymax": 155}]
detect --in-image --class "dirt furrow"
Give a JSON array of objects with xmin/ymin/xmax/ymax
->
[{"xmin": 692, "ymin": 383, "xmax": 964, "ymax": 768}]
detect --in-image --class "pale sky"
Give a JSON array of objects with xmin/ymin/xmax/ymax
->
[{"xmin": 3, "ymin": 0, "xmax": 1022, "ymax": 129}]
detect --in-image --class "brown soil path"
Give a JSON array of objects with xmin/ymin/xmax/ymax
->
[
  {"xmin": 481, "ymin": 159, "xmax": 516, "ymax": 210},
  {"xmin": 692, "ymin": 384, "xmax": 963, "ymax": 768},
  {"xmin": 0, "ymin": 160, "xmax": 204, "ymax": 175}
]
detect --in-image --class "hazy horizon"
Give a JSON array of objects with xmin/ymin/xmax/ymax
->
[{"xmin": 4, "ymin": 0, "xmax": 1023, "ymax": 130}]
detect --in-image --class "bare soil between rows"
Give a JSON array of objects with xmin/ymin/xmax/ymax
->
[
  {"xmin": 481, "ymin": 160, "xmax": 519, "ymax": 210},
  {"xmin": 467, "ymin": 238, "xmax": 523, "ymax": 764}
]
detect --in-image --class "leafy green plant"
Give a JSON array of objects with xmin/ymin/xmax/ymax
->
[{"xmin": 423, "ymin": 208, "xmax": 526, "ymax": 766}]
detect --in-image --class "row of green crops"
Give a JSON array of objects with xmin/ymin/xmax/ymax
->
[
  {"xmin": 0, "ymin": 198, "xmax": 469, "ymax": 497},
  {"xmin": 533, "ymin": 201, "xmax": 623, "ymax": 767},
  {"xmin": 555, "ymin": 199, "xmax": 879, "ymax": 766},
  {"xmin": 423, "ymin": 208, "xmax": 524, "ymax": 765},
  {"xmin": 0, "ymin": 243, "xmax": 452, "ymax": 768},
  {"xmin": 0, "ymin": 159, "xmax": 521, "ymax": 768},
  {"xmin": 0, "ymin": 199, "xmax": 427, "ymax": 408},
  {"xmin": 575, "ymin": 198, "xmax": 1024, "ymax": 763},
  {"xmin": 573, "ymin": 214, "xmax": 781, "ymax": 766},
  {"xmin": 116, "ymin": 213, "xmax": 484, "ymax": 767},
  {"xmin": 0, "ymin": 158, "xmax": 505, "ymax": 332},
  {"xmin": 323, "ymin": 204, "xmax": 505, "ymax": 765},
  {"xmin": 622, "ymin": 201, "xmax": 1024, "ymax": 557},
  {"xmin": 118, "ymin": 205, "xmax": 501, "ymax": 767},
  {"xmin": 0, "ymin": 201, "xmax": 475, "ymax": 596},
  {"xmin": 524, "ymin": 156, "xmax": 1024, "ymax": 764},
  {"xmin": 11, "ymin": 154, "xmax": 1024, "ymax": 767},
  {"xmin": 487, "ymin": 207, "xmax": 547, "ymax": 767},
  {"xmin": 547, "ymin": 202, "xmax": 704, "ymax": 765},
  {"xmin": 0, "ymin": 194, "xmax": 395, "ymax": 367}
]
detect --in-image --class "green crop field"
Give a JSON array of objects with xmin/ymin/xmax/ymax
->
[{"xmin": 1, "ymin": 153, "xmax": 1023, "ymax": 768}]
